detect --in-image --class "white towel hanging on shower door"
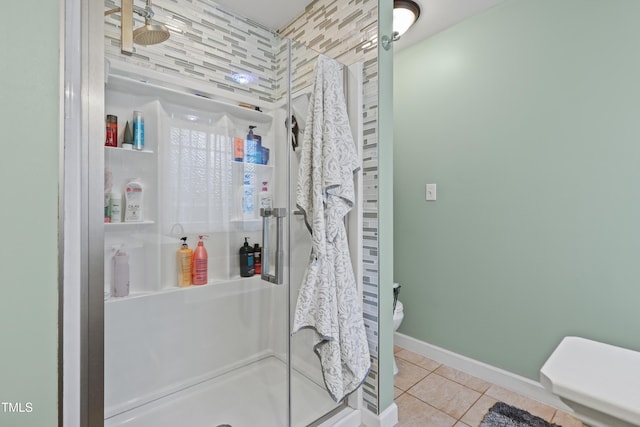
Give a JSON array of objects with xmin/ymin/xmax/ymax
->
[{"xmin": 293, "ymin": 54, "xmax": 371, "ymax": 403}]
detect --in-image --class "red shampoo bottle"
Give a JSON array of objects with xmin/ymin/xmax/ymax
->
[{"xmin": 192, "ymin": 235, "xmax": 208, "ymax": 285}]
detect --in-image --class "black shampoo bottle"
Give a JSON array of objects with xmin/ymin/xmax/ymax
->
[{"xmin": 239, "ymin": 237, "xmax": 254, "ymax": 277}]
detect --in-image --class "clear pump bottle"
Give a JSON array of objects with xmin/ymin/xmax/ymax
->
[{"xmin": 111, "ymin": 246, "xmax": 130, "ymax": 297}]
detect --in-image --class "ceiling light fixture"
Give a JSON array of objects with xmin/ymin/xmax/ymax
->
[
  {"xmin": 230, "ymin": 72, "xmax": 256, "ymax": 85},
  {"xmin": 393, "ymin": 0, "xmax": 421, "ymax": 40}
]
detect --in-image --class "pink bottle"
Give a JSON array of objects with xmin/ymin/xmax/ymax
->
[{"xmin": 192, "ymin": 235, "xmax": 208, "ymax": 285}]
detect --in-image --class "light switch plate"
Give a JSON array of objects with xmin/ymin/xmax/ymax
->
[{"xmin": 426, "ymin": 184, "xmax": 436, "ymax": 201}]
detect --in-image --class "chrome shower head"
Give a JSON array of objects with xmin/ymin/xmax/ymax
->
[
  {"xmin": 133, "ymin": 19, "xmax": 170, "ymax": 45},
  {"xmin": 106, "ymin": 0, "xmax": 171, "ymax": 53}
]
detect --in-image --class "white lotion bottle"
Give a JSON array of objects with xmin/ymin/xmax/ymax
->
[
  {"xmin": 109, "ymin": 192, "xmax": 122, "ymax": 223},
  {"xmin": 259, "ymin": 181, "xmax": 272, "ymax": 210},
  {"xmin": 124, "ymin": 178, "xmax": 144, "ymax": 222}
]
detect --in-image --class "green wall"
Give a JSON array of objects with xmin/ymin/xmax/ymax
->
[
  {"xmin": 394, "ymin": 0, "xmax": 640, "ymax": 380},
  {"xmin": 0, "ymin": 1, "xmax": 59, "ymax": 425}
]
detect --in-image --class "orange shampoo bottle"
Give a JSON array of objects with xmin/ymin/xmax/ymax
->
[{"xmin": 177, "ymin": 237, "xmax": 193, "ymax": 287}]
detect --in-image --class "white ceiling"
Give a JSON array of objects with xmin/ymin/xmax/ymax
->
[
  {"xmin": 213, "ymin": 0, "xmax": 504, "ymax": 51},
  {"xmin": 212, "ymin": 0, "xmax": 311, "ymax": 32}
]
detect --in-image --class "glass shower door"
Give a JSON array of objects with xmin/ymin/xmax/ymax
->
[
  {"xmin": 285, "ymin": 40, "xmax": 361, "ymax": 426},
  {"xmin": 99, "ymin": 4, "xmax": 362, "ymax": 426}
]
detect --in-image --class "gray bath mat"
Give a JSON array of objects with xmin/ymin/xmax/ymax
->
[{"xmin": 480, "ymin": 402, "xmax": 561, "ymax": 427}]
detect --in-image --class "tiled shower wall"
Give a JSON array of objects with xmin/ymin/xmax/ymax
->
[
  {"xmin": 279, "ymin": 0, "xmax": 381, "ymax": 414},
  {"xmin": 361, "ymin": 56, "xmax": 380, "ymax": 414},
  {"xmin": 104, "ymin": 0, "xmax": 280, "ymax": 103},
  {"xmin": 277, "ymin": 0, "xmax": 377, "ymax": 96}
]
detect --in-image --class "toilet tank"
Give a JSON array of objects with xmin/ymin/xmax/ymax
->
[{"xmin": 540, "ymin": 336, "xmax": 640, "ymax": 426}]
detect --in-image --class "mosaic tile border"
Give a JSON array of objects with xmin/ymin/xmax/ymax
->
[{"xmin": 361, "ymin": 57, "xmax": 379, "ymax": 414}]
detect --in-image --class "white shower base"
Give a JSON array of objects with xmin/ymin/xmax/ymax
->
[{"xmin": 105, "ymin": 356, "xmax": 340, "ymax": 427}]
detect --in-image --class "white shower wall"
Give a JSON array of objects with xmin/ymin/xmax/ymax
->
[
  {"xmin": 104, "ymin": 72, "xmax": 291, "ymax": 419},
  {"xmin": 104, "ymin": 277, "xmax": 283, "ymax": 417}
]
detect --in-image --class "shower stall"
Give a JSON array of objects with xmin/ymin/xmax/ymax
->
[{"xmin": 96, "ymin": 1, "xmax": 368, "ymax": 426}]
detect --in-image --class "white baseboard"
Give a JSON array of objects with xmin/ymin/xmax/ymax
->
[
  {"xmin": 362, "ymin": 403, "xmax": 398, "ymax": 427},
  {"xmin": 394, "ymin": 333, "xmax": 571, "ymax": 412},
  {"xmin": 319, "ymin": 408, "xmax": 362, "ymax": 427}
]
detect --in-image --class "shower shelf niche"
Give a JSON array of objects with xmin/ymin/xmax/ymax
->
[
  {"xmin": 231, "ymin": 161, "xmax": 275, "ymax": 226},
  {"xmin": 104, "ymin": 80, "xmax": 161, "ymax": 297},
  {"xmin": 104, "ymin": 68, "xmax": 277, "ymax": 297}
]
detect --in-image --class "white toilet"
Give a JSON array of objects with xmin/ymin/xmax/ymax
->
[
  {"xmin": 540, "ymin": 336, "xmax": 640, "ymax": 427},
  {"xmin": 392, "ymin": 300, "xmax": 404, "ymax": 375}
]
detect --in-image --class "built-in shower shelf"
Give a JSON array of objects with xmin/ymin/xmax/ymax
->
[
  {"xmin": 105, "ymin": 146, "xmax": 154, "ymax": 154},
  {"xmin": 105, "ymin": 220, "xmax": 155, "ymax": 228},
  {"xmin": 104, "ymin": 275, "xmax": 265, "ymax": 303},
  {"xmin": 232, "ymin": 161, "xmax": 274, "ymax": 170},
  {"xmin": 106, "ymin": 74, "xmax": 272, "ymax": 124}
]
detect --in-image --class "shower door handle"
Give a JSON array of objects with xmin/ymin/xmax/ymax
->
[{"xmin": 260, "ymin": 207, "xmax": 286, "ymax": 285}]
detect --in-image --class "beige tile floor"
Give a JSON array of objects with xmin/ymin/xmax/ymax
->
[{"xmin": 393, "ymin": 346, "xmax": 584, "ymax": 427}]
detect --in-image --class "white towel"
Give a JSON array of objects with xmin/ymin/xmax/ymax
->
[{"xmin": 293, "ymin": 55, "xmax": 371, "ymax": 403}]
